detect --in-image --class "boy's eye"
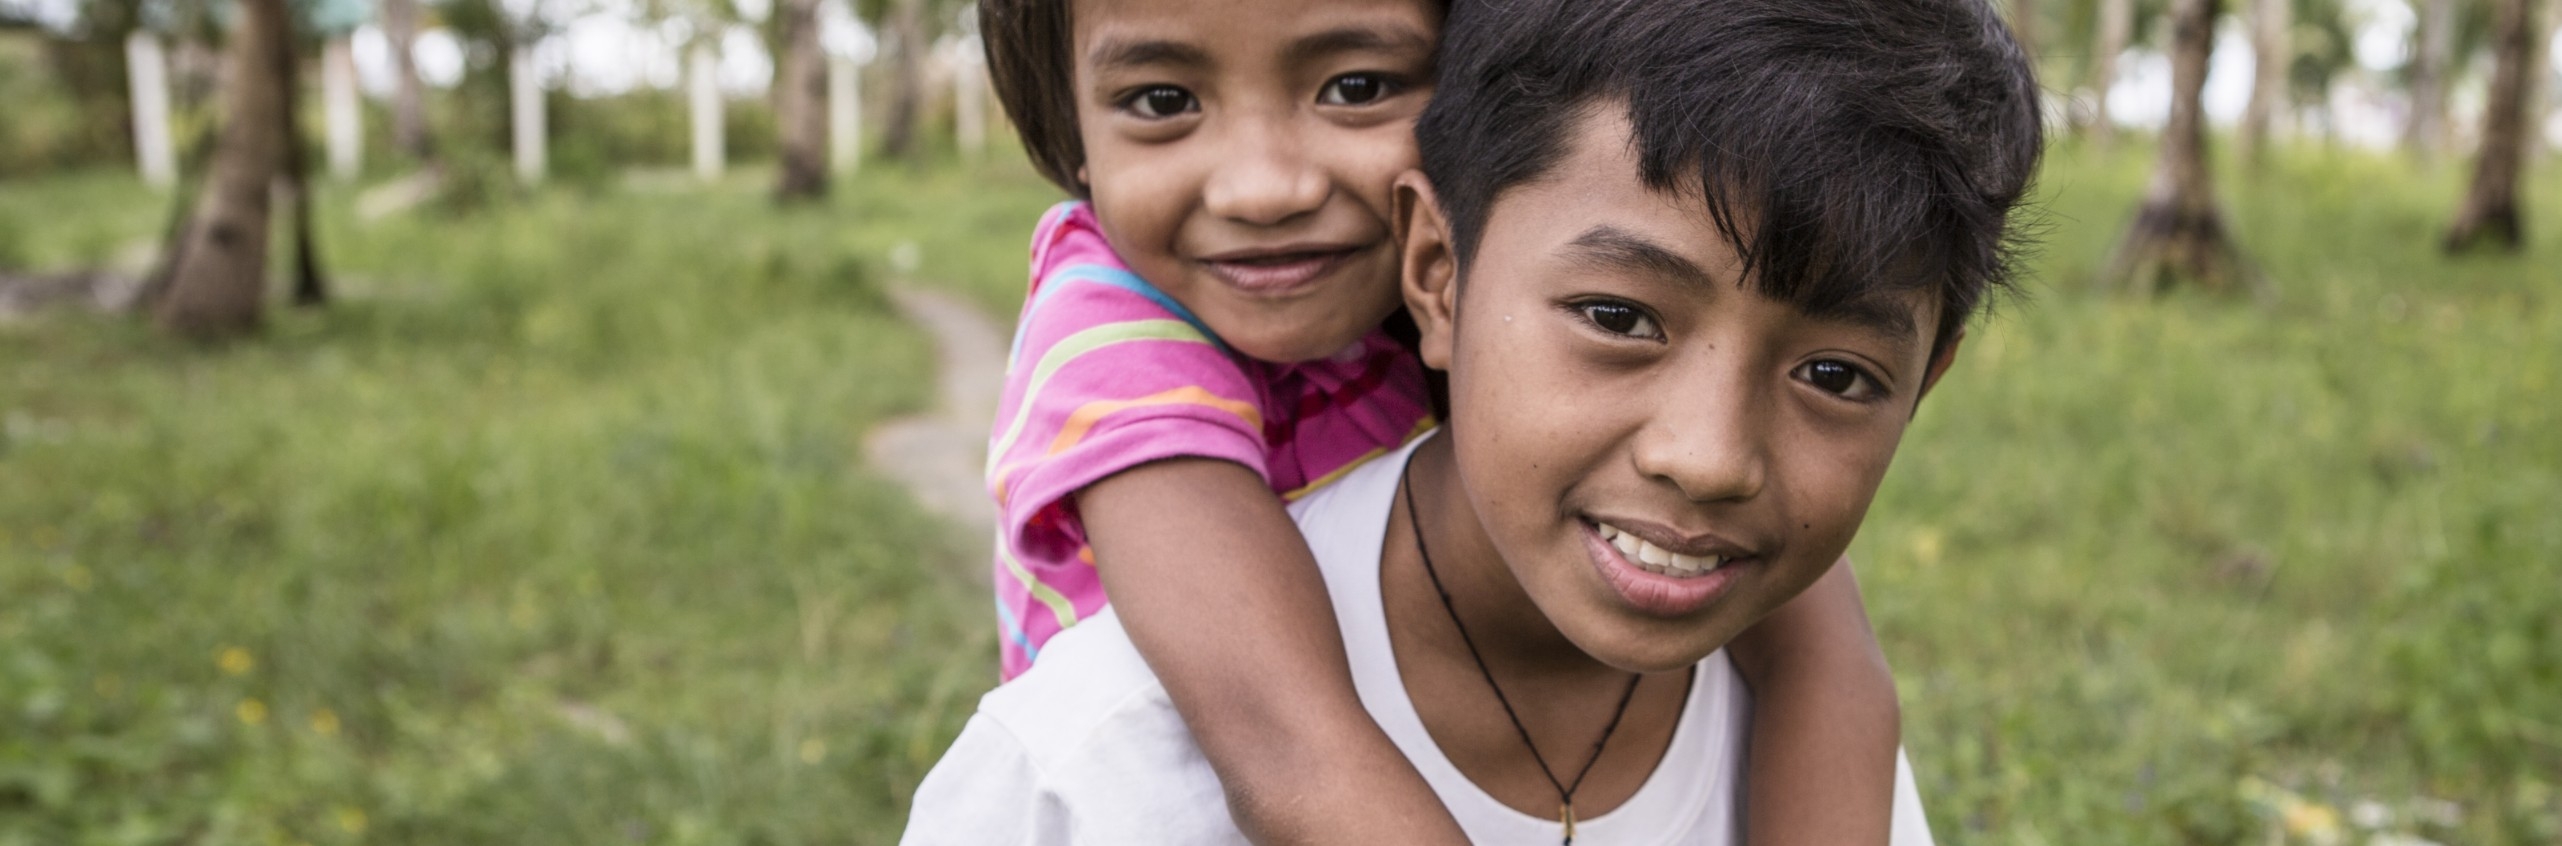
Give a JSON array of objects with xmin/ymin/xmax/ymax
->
[
  {"xmin": 1317, "ymin": 73, "xmax": 1394, "ymax": 106},
  {"xmin": 1795, "ymin": 359, "xmax": 1882, "ymax": 401},
  {"xmin": 1122, "ymin": 86, "xmax": 1199, "ymax": 119},
  {"xmin": 1573, "ymin": 301, "xmax": 1663, "ymax": 340}
]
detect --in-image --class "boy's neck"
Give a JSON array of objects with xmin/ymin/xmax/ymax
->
[{"xmin": 1380, "ymin": 432, "xmax": 1691, "ymax": 820}]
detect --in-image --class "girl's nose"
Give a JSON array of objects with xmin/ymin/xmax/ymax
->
[{"xmin": 1201, "ymin": 128, "xmax": 1330, "ymax": 226}]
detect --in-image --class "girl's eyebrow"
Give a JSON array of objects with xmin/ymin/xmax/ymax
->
[
  {"xmin": 1087, "ymin": 38, "xmax": 1210, "ymax": 73},
  {"xmin": 1283, "ymin": 26, "xmax": 1435, "ymax": 65}
]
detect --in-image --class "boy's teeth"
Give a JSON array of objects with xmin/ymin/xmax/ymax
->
[{"xmin": 1599, "ymin": 522, "xmax": 1724, "ymax": 578}]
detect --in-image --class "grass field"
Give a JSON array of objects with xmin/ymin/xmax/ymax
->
[{"xmin": 2, "ymin": 144, "xmax": 2557, "ymax": 844}]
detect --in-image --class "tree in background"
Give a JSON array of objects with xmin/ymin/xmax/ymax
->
[
  {"xmin": 2086, "ymin": 0, "xmax": 2136, "ymax": 147},
  {"xmin": 2405, "ymin": 0, "xmax": 2457, "ymax": 159},
  {"xmin": 872, "ymin": 0, "xmax": 926, "ymax": 160},
  {"xmin": 382, "ymin": 0, "xmax": 436, "ymax": 161},
  {"xmin": 2240, "ymin": 0, "xmax": 2289, "ymax": 162},
  {"xmin": 774, "ymin": 0, "xmax": 829, "ymax": 199},
  {"xmin": 2103, "ymin": 0, "xmax": 2251, "ymax": 294},
  {"xmin": 148, "ymin": 0, "xmax": 326, "ymax": 338},
  {"xmin": 2445, "ymin": 0, "xmax": 2544, "ymax": 252}
]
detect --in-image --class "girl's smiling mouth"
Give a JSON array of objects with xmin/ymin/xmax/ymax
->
[
  {"xmin": 1199, "ymin": 244, "xmax": 1366, "ymax": 296},
  {"xmin": 1580, "ymin": 517, "xmax": 1754, "ymax": 619}
]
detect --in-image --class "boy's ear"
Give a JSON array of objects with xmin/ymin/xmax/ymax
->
[
  {"xmin": 1912, "ymin": 328, "xmax": 1965, "ymax": 413},
  {"xmin": 1393, "ymin": 170, "xmax": 1459, "ymax": 372}
]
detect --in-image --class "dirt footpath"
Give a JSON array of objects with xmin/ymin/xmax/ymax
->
[{"xmin": 864, "ymin": 287, "xmax": 1009, "ymax": 578}]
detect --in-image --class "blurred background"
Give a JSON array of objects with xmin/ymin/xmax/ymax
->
[{"xmin": 0, "ymin": 0, "xmax": 2555, "ymax": 842}]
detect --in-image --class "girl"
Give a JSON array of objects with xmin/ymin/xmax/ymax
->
[{"xmin": 971, "ymin": 0, "xmax": 1903, "ymax": 840}]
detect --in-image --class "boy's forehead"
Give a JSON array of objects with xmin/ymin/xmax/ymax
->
[{"xmin": 1479, "ymin": 107, "xmax": 1940, "ymax": 350}]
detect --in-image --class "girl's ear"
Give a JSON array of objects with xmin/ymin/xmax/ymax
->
[{"xmin": 1394, "ymin": 171, "xmax": 1459, "ymax": 372}]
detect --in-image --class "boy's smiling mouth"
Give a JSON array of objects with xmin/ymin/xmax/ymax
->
[{"xmin": 1580, "ymin": 517, "xmax": 1756, "ymax": 618}]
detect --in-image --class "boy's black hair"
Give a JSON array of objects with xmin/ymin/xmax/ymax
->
[{"xmin": 1417, "ymin": 0, "xmax": 2043, "ymax": 354}]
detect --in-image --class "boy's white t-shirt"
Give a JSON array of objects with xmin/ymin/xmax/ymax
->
[{"xmin": 901, "ymin": 434, "xmax": 1935, "ymax": 845}]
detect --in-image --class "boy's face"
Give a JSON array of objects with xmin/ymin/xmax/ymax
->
[
  {"xmin": 1069, "ymin": 0, "xmax": 1439, "ymax": 363},
  {"xmin": 1398, "ymin": 108, "xmax": 1959, "ymax": 672}
]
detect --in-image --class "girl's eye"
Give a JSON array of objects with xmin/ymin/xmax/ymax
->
[
  {"xmin": 1123, "ymin": 86, "xmax": 1198, "ymax": 119},
  {"xmin": 1317, "ymin": 73, "xmax": 1394, "ymax": 106},
  {"xmin": 1795, "ymin": 359, "xmax": 1882, "ymax": 401},
  {"xmin": 1574, "ymin": 301, "xmax": 1663, "ymax": 340}
]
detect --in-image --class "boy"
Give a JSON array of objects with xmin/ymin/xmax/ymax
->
[{"xmin": 905, "ymin": 0, "xmax": 2041, "ymax": 839}]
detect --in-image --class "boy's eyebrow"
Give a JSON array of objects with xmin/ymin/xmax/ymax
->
[
  {"xmin": 1565, "ymin": 225, "xmax": 1715, "ymax": 290},
  {"xmin": 1086, "ymin": 37, "xmax": 1211, "ymax": 73},
  {"xmin": 1567, "ymin": 225, "xmax": 1922, "ymax": 347},
  {"xmin": 1282, "ymin": 25, "xmax": 1435, "ymax": 65}
]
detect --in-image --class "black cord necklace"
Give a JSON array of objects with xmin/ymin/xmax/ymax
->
[{"xmin": 1401, "ymin": 451, "xmax": 1644, "ymax": 846}]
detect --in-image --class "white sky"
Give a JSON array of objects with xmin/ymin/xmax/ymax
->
[{"xmin": 16, "ymin": 0, "xmax": 2559, "ymax": 146}]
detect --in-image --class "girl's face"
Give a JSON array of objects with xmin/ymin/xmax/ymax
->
[{"xmin": 1069, "ymin": 0, "xmax": 1440, "ymax": 363}]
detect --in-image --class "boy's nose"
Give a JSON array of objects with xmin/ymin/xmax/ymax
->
[
  {"xmin": 1200, "ymin": 127, "xmax": 1329, "ymax": 226},
  {"xmin": 1630, "ymin": 373, "xmax": 1769, "ymax": 504}
]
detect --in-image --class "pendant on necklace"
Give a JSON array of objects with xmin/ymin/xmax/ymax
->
[{"xmin": 1560, "ymin": 802, "xmax": 1575, "ymax": 845}]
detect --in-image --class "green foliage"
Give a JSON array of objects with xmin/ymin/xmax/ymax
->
[{"xmin": 1, "ymin": 141, "xmax": 2554, "ymax": 843}]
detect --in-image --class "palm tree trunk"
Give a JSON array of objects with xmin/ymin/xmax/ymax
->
[
  {"xmin": 774, "ymin": 0, "xmax": 830, "ymax": 201},
  {"xmin": 879, "ymin": 0, "xmax": 926, "ymax": 161},
  {"xmin": 2445, "ymin": 0, "xmax": 2543, "ymax": 253},
  {"xmin": 149, "ymin": 0, "xmax": 293, "ymax": 340},
  {"xmin": 2090, "ymin": 0, "xmax": 2132, "ymax": 148},
  {"xmin": 2239, "ymin": 0, "xmax": 2289, "ymax": 162},
  {"xmin": 2407, "ymin": 0, "xmax": 2455, "ymax": 160},
  {"xmin": 2102, "ymin": 0, "xmax": 2248, "ymax": 295},
  {"xmin": 281, "ymin": 32, "xmax": 328, "ymax": 307},
  {"xmin": 381, "ymin": 0, "xmax": 434, "ymax": 161}
]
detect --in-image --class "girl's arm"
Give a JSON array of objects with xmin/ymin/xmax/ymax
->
[
  {"xmin": 1078, "ymin": 457, "xmax": 1472, "ymax": 845},
  {"xmin": 1725, "ymin": 558, "xmax": 1903, "ymax": 845}
]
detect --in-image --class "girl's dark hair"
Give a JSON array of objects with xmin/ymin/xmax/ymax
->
[
  {"xmin": 1417, "ymin": 0, "xmax": 2045, "ymax": 354},
  {"xmin": 980, "ymin": 0, "xmax": 1085, "ymax": 195}
]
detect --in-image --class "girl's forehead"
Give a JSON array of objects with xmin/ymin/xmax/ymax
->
[{"xmin": 1069, "ymin": 0, "xmax": 1442, "ymax": 61}]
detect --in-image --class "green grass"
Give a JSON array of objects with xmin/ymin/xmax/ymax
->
[
  {"xmin": 2, "ymin": 141, "xmax": 2556, "ymax": 844},
  {"xmin": 1858, "ymin": 140, "xmax": 2562, "ymax": 844},
  {"xmin": 0, "ymin": 163, "xmax": 1057, "ymax": 844}
]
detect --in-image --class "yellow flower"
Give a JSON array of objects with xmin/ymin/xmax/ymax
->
[
  {"xmin": 218, "ymin": 647, "xmax": 255, "ymax": 676},
  {"xmin": 335, "ymin": 806, "xmax": 368, "ymax": 835},
  {"xmin": 798, "ymin": 738, "xmax": 828, "ymax": 765},
  {"xmin": 61, "ymin": 566, "xmax": 92, "ymax": 592},
  {"xmin": 309, "ymin": 708, "xmax": 341, "ymax": 737},
  {"xmin": 236, "ymin": 698, "xmax": 268, "ymax": 726},
  {"xmin": 2282, "ymin": 799, "xmax": 2344, "ymax": 844},
  {"xmin": 1910, "ymin": 528, "xmax": 1945, "ymax": 567}
]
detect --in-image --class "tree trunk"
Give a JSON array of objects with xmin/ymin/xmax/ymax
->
[
  {"xmin": 282, "ymin": 32, "xmax": 329, "ymax": 307},
  {"xmin": 2239, "ymin": 0, "xmax": 2289, "ymax": 162},
  {"xmin": 381, "ymin": 0, "xmax": 434, "ymax": 161},
  {"xmin": 774, "ymin": 0, "xmax": 830, "ymax": 201},
  {"xmin": 690, "ymin": 41, "xmax": 724, "ymax": 180},
  {"xmin": 2102, "ymin": 0, "xmax": 2249, "ymax": 295},
  {"xmin": 2407, "ymin": 0, "xmax": 2456, "ymax": 159},
  {"xmin": 2090, "ymin": 0, "xmax": 2133, "ymax": 148},
  {"xmin": 509, "ymin": 44, "xmax": 544, "ymax": 183},
  {"xmin": 955, "ymin": 38, "xmax": 988, "ymax": 160},
  {"xmin": 323, "ymin": 35, "xmax": 361, "ymax": 180},
  {"xmin": 151, "ymin": 0, "xmax": 293, "ymax": 340},
  {"xmin": 2445, "ymin": 0, "xmax": 2542, "ymax": 253},
  {"xmin": 879, "ymin": 0, "xmax": 926, "ymax": 161},
  {"xmin": 126, "ymin": 31, "xmax": 176, "ymax": 188},
  {"xmin": 830, "ymin": 55, "xmax": 862, "ymax": 175}
]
